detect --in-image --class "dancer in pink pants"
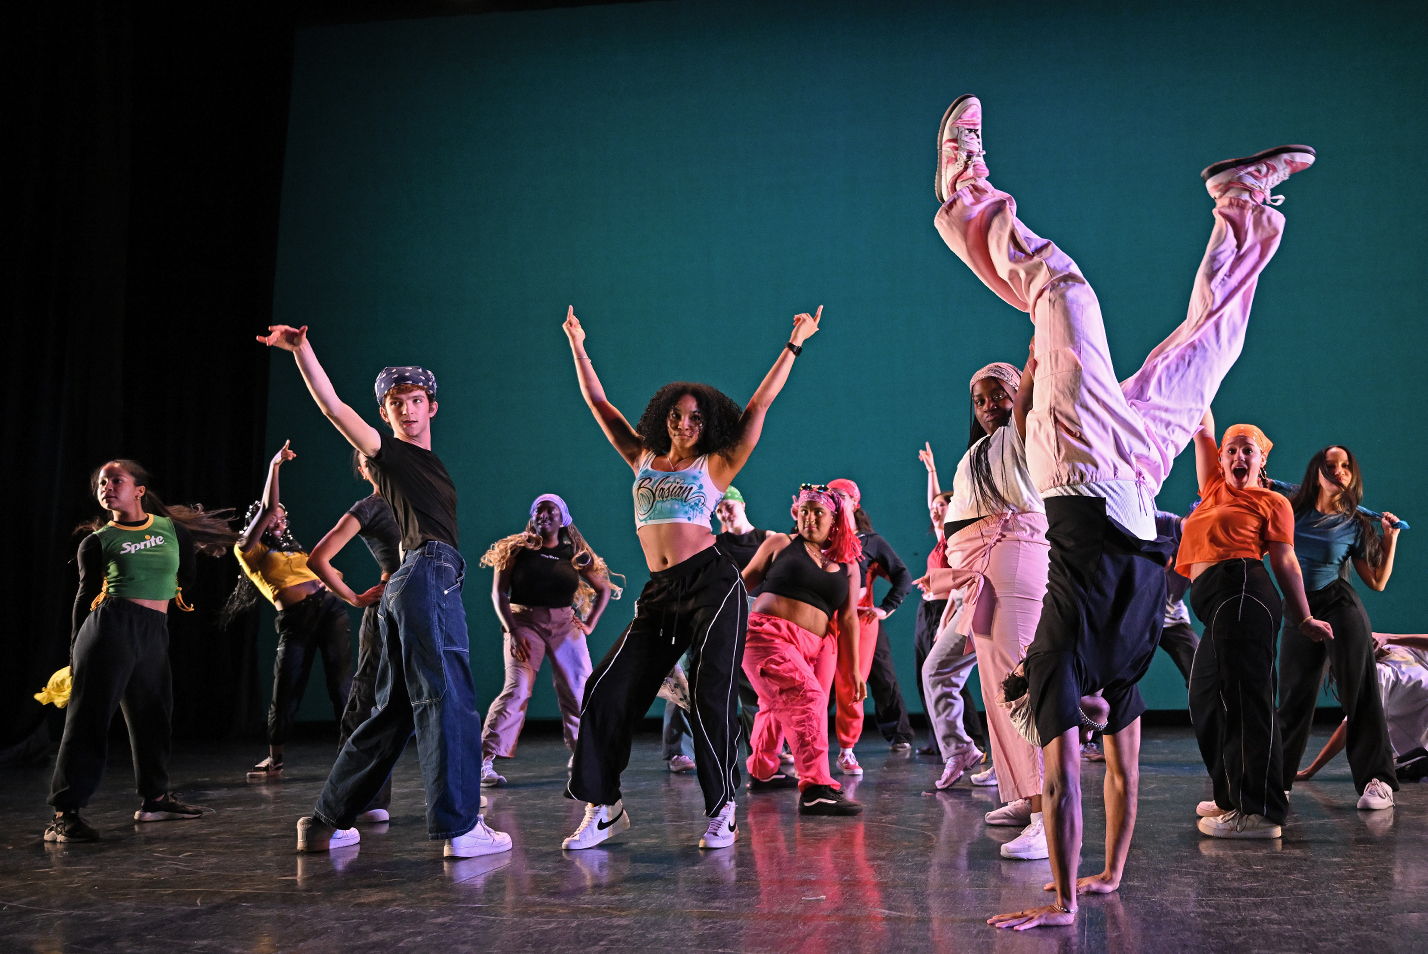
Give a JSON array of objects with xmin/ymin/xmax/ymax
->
[
  {"xmin": 478, "ymin": 494, "xmax": 617, "ymax": 784},
  {"xmin": 929, "ymin": 95, "xmax": 1315, "ymax": 930},
  {"xmin": 741, "ymin": 485, "xmax": 865, "ymax": 815}
]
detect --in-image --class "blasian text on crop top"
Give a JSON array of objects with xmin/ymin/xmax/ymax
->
[{"xmin": 632, "ymin": 452, "xmax": 722, "ymax": 529}]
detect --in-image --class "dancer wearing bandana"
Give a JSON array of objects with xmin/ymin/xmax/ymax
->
[
  {"xmin": 559, "ymin": 303, "xmax": 819, "ymax": 851},
  {"xmin": 739, "ymin": 485, "xmax": 865, "ymax": 816},
  {"xmin": 930, "ymin": 95, "xmax": 1315, "ymax": 928},
  {"xmin": 478, "ymin": 494, "xmax": 617, "ymax": 784},
  {"xmin": 257, "ymin": 328, "xmax": 511, "ymax": 860}
]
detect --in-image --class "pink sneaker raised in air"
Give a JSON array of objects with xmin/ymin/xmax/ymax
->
[
  {"xmin": 935, "ymin": 94, "xmax": 989, "ymax": 203},
  {"xmin": 1201, "ymin": 145, "xmax": 1315, "ymax": 206}
]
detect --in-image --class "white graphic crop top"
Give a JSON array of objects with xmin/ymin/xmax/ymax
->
[{"xmin": 633, "ymin": 452, "xmax": 722, "ymax": 529}]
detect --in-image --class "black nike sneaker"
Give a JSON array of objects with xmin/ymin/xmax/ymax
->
[
  {"xmin": 44, "ymin": 812, "xmax": 100, "ymax": 843},
  {"xmin": 799, "ymin": 784, "xmax": 863, "ymax": 816}
]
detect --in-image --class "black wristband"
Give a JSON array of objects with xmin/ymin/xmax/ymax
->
[{"xmin": 785, "ymin": 341, "xmax": 802, "ymax": 357}]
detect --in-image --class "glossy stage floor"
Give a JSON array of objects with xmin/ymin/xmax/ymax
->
[{"xmin": 1, "ymin": 726, "xmax": 1422, "ymax": 953}]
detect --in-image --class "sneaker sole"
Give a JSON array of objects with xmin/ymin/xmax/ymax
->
[
  {"xmin": 134, "ymin": 811, "xmax": 202, "ymax": 822},
  {"xmin": 297, "ymin": 832, "xmax": 361, "ymax": 852},
  {"xmin": 1000, "ymin": 845, "xmax": 1050, "ymax": 860},
  {"xmin": 1357, "ymin": 799, "xmax": 1394, "ymax": 811},
  {"xmin": 698, "ymin": 831, "xmax": 738, "ymax": 849},
  {"xmin": 935, "ymin": 93, "xmax": 978, "ymax": 203},
  {"xmin": 984, "ymin": 811, "xmax": 1032, "ymax": 827},
  {"xmin": 480, "ymin": 778, "xmax": 506, "ymax": 787},
  {"xmin": 798, "ymin": 803, "xmax": 863, "ymax": 816},
  {"xmin": 1197, "ymin": 819, "xmax": 1281, "ymax": 839},
  {"xmin": 1200, "ymin": 144, "xmax": 1316, "ymax": 182},
  {"xmin": 246, "ymin": 772, "xmax": 282, "ymax": 782},
  {"xmin": 445, "ymin": 839, "xmax": 513, "ymax": 858},
  {"xmin": 44, "ymin": 830, "xmax": 99, "ymax": 843},
  {"xmin": 562, "ymin": 815, "xmax": 630, "ymax": 850}
]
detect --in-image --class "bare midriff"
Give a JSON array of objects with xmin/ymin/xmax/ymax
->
[
  {"xmin": 750, "ymin": 592, "xmax": 830, "ymax": 638},
  {"xmin": 1186, "ymin": 562, "xmax": 1216, "ymax": 582},
  {"xmin": 638, "ymin": 523, "xmax": 717, "ymax": 571},
  {"xmin": 122, "ymin": 597, "xmax": 171, "ymax": 613},
  {"xmin": 274, "ymin": 579, "xmax": 325, "ymax": 611}
]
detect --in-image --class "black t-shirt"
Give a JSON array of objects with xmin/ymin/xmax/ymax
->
[
  {"xmin": 716, "ymin": 527, "xmax": 769, "ymax": 571},
  {"xmin": 367, "ymin": 433, "xmax": 458, "ymax": 550},
  {"xmin": 509, "ymin": 542, "xmax": 581, "ymax": 608},
  {"xmin": 348, "ymin": 494, "xmax": 403, "ymax": 575}
]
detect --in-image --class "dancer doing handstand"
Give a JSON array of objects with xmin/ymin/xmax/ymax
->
[
  {"xmin": 929, "ymin": 94, "xmax": 1316, "ymax": 928},
  {"xmin": 559, "ymin": 303, "xmax": 819, "ymax": 850}
]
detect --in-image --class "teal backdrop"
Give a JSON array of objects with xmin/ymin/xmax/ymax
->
[{"xmin": 262, "ymin": 0, "xmax": 1427, "ymax": 723}]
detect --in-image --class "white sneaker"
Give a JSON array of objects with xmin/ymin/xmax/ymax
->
[
  {"xmin": 837, "ymin": 750, "xmax": 863, "ymax": 776},
  {"xmin": 999, "ymin": 814, "xmax": 1049, "ymax": 860},
  {"xmin": 1197, "ymin": 800, "xmax": 1229, "ymax": 818},
  {"xmin": 481, "ymin": 794, "xmax": 488, "ymax": 810},
  {"xmin": 935, "ymin": 745, "xmax": 983, "ymax": 790},
  {"xmin": 668, "ymin": 755, "xmax": 697, "ymax": 774},
  {"xmin": 445, "ymin": 816, "xmax": 512, "ymax": 858},
  {"xmin": 984, "ymin": 798, "xmax": 1033, "ymax": 827},
  {"xmin": 356, "ymin": 808, "xmax": 389, "ymax": 823},
  {"xmin": 970, "ymin": 766, "xmax": 998, "ymax": 787},
  {"xmin": 296, "ymin": 816, "xmax": 360, "ymax": 852},
  {"xmin": 699, "ymin": 802, "xmax": 738, "ymax": 849},
  {"xmin": 562, "ymin": 801, "xmax": 630, "ymax": 850},
  {"xmin": 1357, "ymin": 778, "xmax": 1395, "ymax": 811},
  {"xmin": 1197, "ymin": 810, "xmax": 1282, "ymax": 839},
  {"xmin": 480, "ymin": 758, "xmax": 506, "ymax": 787},
  {"xmin": 1202, "ymin": 145, "xmax": 1316, "ymax": 206}
]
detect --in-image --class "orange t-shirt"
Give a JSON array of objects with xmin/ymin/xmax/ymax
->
[{"xmin": 1176, "ymin": 470, "xmax": 1295, "ymax": 575}]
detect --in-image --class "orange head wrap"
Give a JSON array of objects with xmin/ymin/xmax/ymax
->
[{"xmin": 1221, "ymin": 423, "xmax": 1273, "ymax": 457}]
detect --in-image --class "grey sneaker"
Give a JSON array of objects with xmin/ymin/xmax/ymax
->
[{"xmin": 135, "ymin": 793, "xmax": 202, "ymax": 822}]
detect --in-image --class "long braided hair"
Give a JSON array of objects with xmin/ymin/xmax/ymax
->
[
  {"xmin": 481, "ymin": 522, "xmax": 622, "ymax": 620},
  {"xmin": 217, "ymin": 500, "xmax": 305, "ymax": 628}
]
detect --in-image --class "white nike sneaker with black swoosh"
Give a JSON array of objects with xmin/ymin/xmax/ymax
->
[
  {"xmin": 562, "ymin": 800, "xmax": 630, "ymax": 850},
  {"xmin": 698, "ymin": 801, "xmax": 738, "ymax": 849}
]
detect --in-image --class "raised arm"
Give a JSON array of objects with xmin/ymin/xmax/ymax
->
[
  {"xmin": 921, "ymin": 442, "xmax": 941, "ymax": 507},
  {"xmin": 238, "ymin": 442, "xmax": 295, "ymax": 550},
  {"xmin": 1014, "ymin": 339, "xmax": 1036, "ymax": 441},
  {"xmin": 257, "ymin": 325, "xmax": 382, "ymax": 458},
  {"xmin": 1354, "ymin": 513, "xmax": 1401, "ymax": 591},
  {"xmin": 707, "ymin": 307, "xmax": 821, "ymax": 485},
  {"xmin": 1192, "ymin": 408, "xmax": 1218, "ymax": 495},
  {"xmin": 309, "ymin": 514, "xmax": 384, "ymax": 608},
  {"xmin": 563, "ymin": 307, "xmax": 643, "ymax": 468},
  {"xmin": 1267, "ymin": 541, "xmax": 1334, "ymax": 642},
  {"xmin": 741, "ymin": 533, "xmax": 791, "ymax": 592}
]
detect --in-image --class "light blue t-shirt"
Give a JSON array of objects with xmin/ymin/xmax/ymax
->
[{"xmin": 1293, "ymin": 509, "xmax": 1365, "ymax": 593}]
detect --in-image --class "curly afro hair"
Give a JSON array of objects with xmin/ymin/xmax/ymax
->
[{"xmin": 635, "ymin": 382, "xmax": 744, "ymax": 459}]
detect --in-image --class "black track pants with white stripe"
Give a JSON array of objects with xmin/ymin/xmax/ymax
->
[
  {"xmin": 1188, "ymin": 558, "xmax": 1288, "ymax": 825},
  {"xmin": 568, "ymin": 545, "xmax": 748, "ymax": 817}
]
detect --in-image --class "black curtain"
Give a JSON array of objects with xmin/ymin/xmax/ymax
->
[{"xmin": 1, "ymin": 2, "xmax": 296, "ymax": 762}]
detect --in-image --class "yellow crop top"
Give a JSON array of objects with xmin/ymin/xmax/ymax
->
[{"xmin": 234, "ymin": 541, "xmax": 322, "ymax": 606}]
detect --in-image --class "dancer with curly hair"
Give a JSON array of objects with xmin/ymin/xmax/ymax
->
[
  {"xmin": 45, "ymin": 460, "xmax": 235, "ymax": 843},
  {"xmin": 1276, "ymin": 444, "xmax": 1403, "ymax": 810},
  {"xmin": 225, "ymin": 441, "xmax": 353, "ymax": 782},
  {"xmin": 929, "ymin": 94, "xmax": 1315, "ymax": 928},
  {"xmin": 740, "ymin": 485, "xmax": 864, "ymax": 815},
  {"xmin": 559, "ymin": 303, "xmax": 820, "ymax": 851},
  {"xmin": 479, "ymin": 494, "xmax": 617, "ymax": 785}
]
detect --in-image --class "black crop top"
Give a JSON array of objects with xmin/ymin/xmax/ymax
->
[
  {"xmin": 760, "ymin": 535, "xmax": 848, "ymax": 618},
  {"xmin": 509, "ymin": 542, "xmax": 581, "ymax": 608}
]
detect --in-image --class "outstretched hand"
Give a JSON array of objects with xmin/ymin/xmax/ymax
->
[
  {"xmin": 919, "ymin": 442, "xmax": 937, "ymax": 473},
  {"xmin": 563, "ymin": 306, "xmax": 586, "ymax": 349},
  {"xmin": 270, "ymin": 440, "xmax": 296, "ymax": 468},
  {"xmin": 790, "ymin": 305, "xmax": 822, "ymax": 345},
  {"xmin": 257, "ymin": 325, "xmax": 308, "ymax": 352},
  {"xmin": 988, "ymin": 905, "xmax": 1076, "ymax": 931}
]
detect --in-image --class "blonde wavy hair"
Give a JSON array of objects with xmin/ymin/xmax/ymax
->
[{"xmin": 480, "ymin": 522, "xmax": 622, "ymax": 619}]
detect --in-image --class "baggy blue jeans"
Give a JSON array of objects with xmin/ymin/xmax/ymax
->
[{"xmin": 313, "ymin": 540, "xmax": 483, "ymax": 839}]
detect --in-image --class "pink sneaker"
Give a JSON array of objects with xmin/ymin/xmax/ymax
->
[
  {"xmin": 1201, "ymin": 144, "xmax": 1315, "ymax": 206},
  {"xmin": 935, "ymin": 745, "xmax": 983, "ymax": 790},
  {"xmin": 935, "ymin": 94, "xmax": 988, "ymax": 203}
]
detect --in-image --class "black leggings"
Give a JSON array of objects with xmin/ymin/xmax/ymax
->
[
  {"xmin": 1278, "ymin": 579, "xmax": 1398, "ymax": 794},
  {"xmin": 1188, "ymin": 559, "xmax": 1287, "ymax": 824},
  {"xmin": 869, "ymin": 620, "xmax": 913, "ymax": 744},
  {"xmin": 268, "ymin": 590, "xmax": 353, "ymax": 745},
  {"xmin": 568, "ymin": 545, "xmax": 747, "ymax": 817},
  {"xmin": 50, "ymin": 599, "xmax": 173, "ymax": 810}
]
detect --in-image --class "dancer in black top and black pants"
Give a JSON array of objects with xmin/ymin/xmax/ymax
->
[{"xmin": 306, "ymin": 450, "xmax": 404, "ymax": 822}]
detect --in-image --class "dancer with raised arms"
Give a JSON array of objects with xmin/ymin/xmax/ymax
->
[
  {"xmin": 929, "ymin": 94, "xmax": 1315, "ymax": 929},
  {"xmin": 559, "ymin": 303, "xmax": 820, "ymax": 851},
  {"xmin": 257, "ymin": 326, "xmax": 511, "ymax": 860}
]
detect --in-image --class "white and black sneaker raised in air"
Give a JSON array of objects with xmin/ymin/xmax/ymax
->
[
  {"xmin": 747, "ymin": 772, "xmax": 799, "ymax": 791},
  {"xmin": 135, "ymin": 793, "xmax": 203, "ymax": 822},
  {"xmin": 562, "ymin": 800, "xmax": 630, "ymax": 850},
  {"xmin": 699, "ymin": 801, "xmax": 738, "ymax": 849},
  {"xmin": 798, "ymin": 784, "xmax": 863, "ymax": 816}
]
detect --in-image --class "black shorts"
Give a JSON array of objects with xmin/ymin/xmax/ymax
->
[{"xmin": 1024, "ymin": 496, "xmax": 1174, "ymax": 745}]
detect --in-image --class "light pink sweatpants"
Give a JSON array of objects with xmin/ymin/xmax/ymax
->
[
  {"xmin": 934, "ymin": 181, "xmax": 1285, "ymax": 496},
  {"xmin": 970, "ymin": 524, "xmax": 1050, "ymax": 804},
  {"xmin": 743, "ymin": 612, "xmax": 839, "ymax": 789},
  {"xmin": 481, "ymin": 605, "xmax": 592, "ymax": 758}
]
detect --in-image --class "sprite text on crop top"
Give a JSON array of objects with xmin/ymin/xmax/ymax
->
[{"xmin": 632, "ymin": 452, "xmax": 722, "ymax": 529}]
